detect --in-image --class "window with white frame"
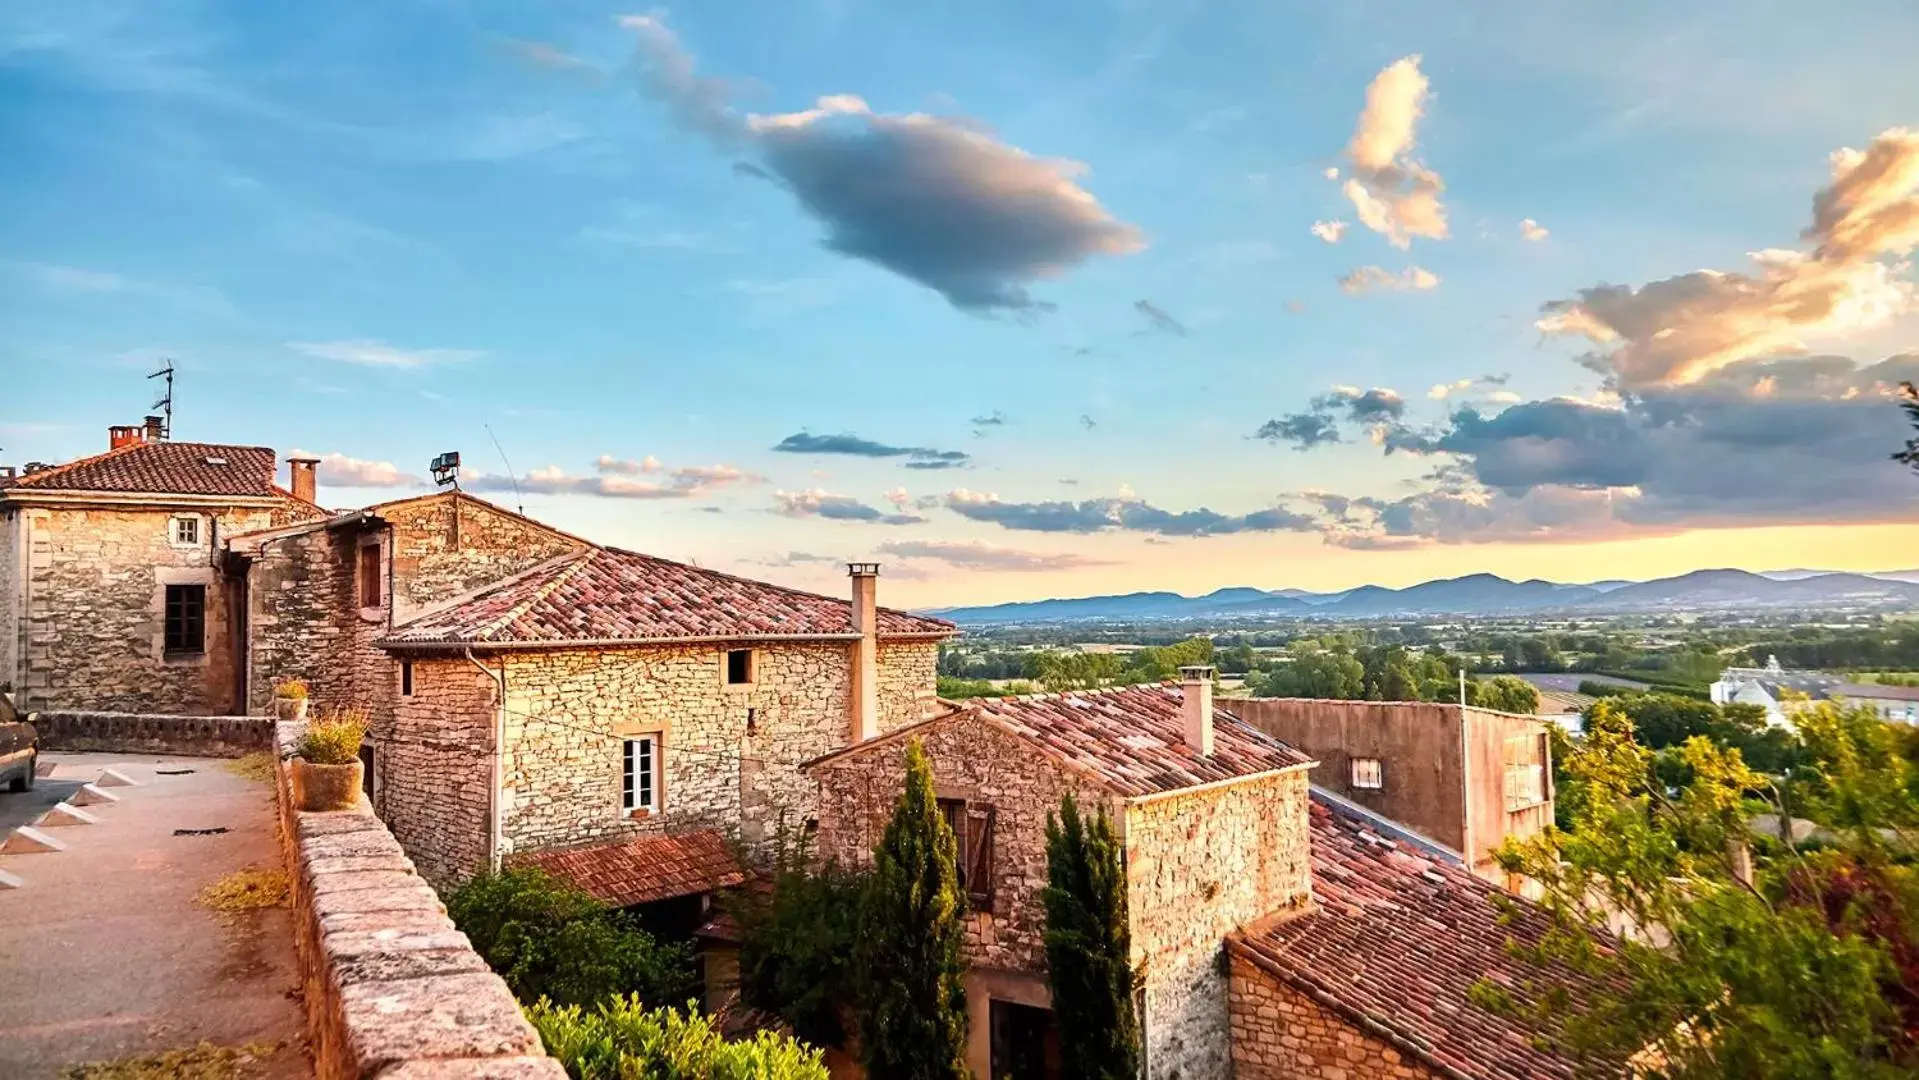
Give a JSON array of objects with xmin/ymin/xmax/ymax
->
[
  {"xmin": 169, "ymin": 515, "xmax": 201, "ymax": 547},
  {"xmin": 1505, "ymin": 763, "xmax": 1546, "ymax": 810},
  {"xmin": 1350, "ymin": 757, "xmax": 1384, "ymax": 790},
  {"xmin": 621, "ymin": 735, "xmax": 658, "ymax": 814}
]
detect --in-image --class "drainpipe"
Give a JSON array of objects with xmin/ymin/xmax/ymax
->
[{"xmin": 463, "ymin": 646, "xmax": 506, "ymax": 874}]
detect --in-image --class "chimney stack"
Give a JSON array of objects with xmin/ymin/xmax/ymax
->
[
  {"xmin": 143, "ymin": 415, "xmax": 166, "ymax": 442},
  {"xmin": 1180, "ymin": 665, "xmax": 1216, "ymax": 756},
  {"xmin": 288, "ymin": 457, "xmax": 320, "ymax": 505},
  {"xmin": 848, "ymin": 563, "xmax": 881, "ymax": 743},
  {"xmin": 109, "ymin": 425, "xmax": 144, "ymax": 450}
]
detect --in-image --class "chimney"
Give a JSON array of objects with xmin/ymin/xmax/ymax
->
[
  {"xmin": 109, "ymin": 425, "xmax": 144, "ymax": 450},
  {"xmin": 1181, "ymin": 665, "xmax": 1216, "ymax": 756},
  {"xmin": 288, "ymin": 457, "xmax": 319, "ymax": 505},
  {"xmin": 143, "ymin": 415, "xmax": 166, "ymax": 442},
  {"xmin": 848, "ymin": 563, "xmax": 881, "ymax": 743}
]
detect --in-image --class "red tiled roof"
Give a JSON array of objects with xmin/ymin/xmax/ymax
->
[
  {"xmin": 380, "ymin": 546, "xmax": 955, "ymax": 647},
  {"xmin": 808, "ymin": 683, "xmax": 1314, "ymax": 798},
  {"xmin": 513, "ymin": 830, "xmax": 747, "ymax": 907},
  {"xmin": 1229, "ymin": 798, "xmax": 1609, "ymax": 1080},
  {"xmin": 3, "ymin": 441, "xmax": 282, "ymax": 498}
]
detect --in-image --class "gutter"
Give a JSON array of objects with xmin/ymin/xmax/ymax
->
[
  {"xmin": 376, "ymin": 630, "xmax": 954, "ymax": 652},
  {"xmin": 0, "ymin": 490, "xmax": 286, "ymax": 510},
  {"xmin": 463, "ymin": 647, "xmax": 508, "ymax": 874}
]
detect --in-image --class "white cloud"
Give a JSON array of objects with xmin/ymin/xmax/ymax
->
[
  {"xmin": 1338, "ymin": 265, "xmax": 1441, "ymax": 294},
  {"xmin": 288, "ymin": 339, "xmax": 481, "ymax": 370},
  {"xmin": 1520, "ymin": 218, "xmax": 1550, "ymax": 242},
  {"xmin": 1340, "ymin": 56, "xmax": 1448, "ymax": 248},
  {"xmin": 1310, "ymin": 220, "xmax": 1348, "ymax": 245},
  {"xmin": 596, "ymin": 454, "xmax": 662, "ymax": 475},
  {"xmin": 466, "ymin": 456, "xmax": 756, "ymax": 499},
  {"xmin": 286, "ymin": 450, "xmax": 424, "ymax": 489},
  {"xmin": 876, "ymin": 539, "xmax": 1114, "ymax": 572},
  {"xmin": 772, "ymin": 488, "xmax": 925, "ymax": 525}
]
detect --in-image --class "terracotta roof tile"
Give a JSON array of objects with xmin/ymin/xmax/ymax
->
[
  {"xmin": 381, "ymin": 547, "xmax": 954, "ymax": 646},
  {"xmin": 1229, "ymin": 797, "xmax": 1611, "ymax": 1080},
  {"xmin": 514, "ymin": 830, "xmax": 747, "ymax": 907},
  {"xmin": 4, "ymin": 441, "xmax": 282, "ymax": 498}
]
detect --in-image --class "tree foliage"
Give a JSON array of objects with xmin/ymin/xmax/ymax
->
[
  {"xmin": 446, "ymin": 867, "xmax": 696, "ymax": 1009},
  {"xmin": 1041, "ymin": 793, "xmax": 1141, "ymax": 1080},
  {"xmin": 529, "ymin": 995, "xmax": 828, "ymax": 1080},
  {"xmin": 854, "ymin": 741, "xmax": 970, "ymax": 1080},
  {"xmin": 730, "ymin": 829, "xmax": 867, "ymax": 1049},
  {"xmin": 1470, "ymin": 674, "xmax": 1541, "ymax": 714},
  {"xmin": 1487, "ymin": 700, "xmax": 1918, "ymax": 1078}
]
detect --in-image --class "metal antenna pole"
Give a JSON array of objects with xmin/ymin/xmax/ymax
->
[{"xmin": 147, "ymin": 360, "xmax": 175, "ymax": 437}]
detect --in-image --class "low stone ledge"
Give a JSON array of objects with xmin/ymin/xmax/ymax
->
[
  {"xmin": 33, "ymin": 710, "xmax": 275, "ymax": 757},
  {"xmin": 274, "ymin": 722, "xmax": 564, "ymax": 1080}
]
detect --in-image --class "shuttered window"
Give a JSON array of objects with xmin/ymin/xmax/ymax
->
[
  {"xmin": 937, "ymin": 797, "xmax": 997, "ymax": 912},
  {"xmin": 358, "ymin": 544, "xmax": 382, "ymax": 607}
]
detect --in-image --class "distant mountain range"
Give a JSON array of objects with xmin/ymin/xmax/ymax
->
[{"xmin": 927, "ymin": 569, "xmax": 1919, "ymax": 625}]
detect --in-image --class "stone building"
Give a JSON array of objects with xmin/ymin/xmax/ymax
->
[
  {"xmin": 371, "ymin": 556, "xmax": 953, "ymax": 886},
  {"xmin": 1226, "ymin": 697, "xmax": 1554, "ymax": 885},
  {"xmin": 0, "ymin": 421, "xmax": 324, "ymax": 712},
  {"xmin": 804, "ymin": 669, "xmax": 1317, "ymax": 1080}
]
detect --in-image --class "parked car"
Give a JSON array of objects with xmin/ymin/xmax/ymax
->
[{"xmin": 0, "ymin": 693, "xmax": 36, "ymax": 792}]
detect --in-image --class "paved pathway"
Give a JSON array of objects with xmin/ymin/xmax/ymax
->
[{"xmin": 0, "ymin": 753, "xmax": 309, "ymax": 1078}]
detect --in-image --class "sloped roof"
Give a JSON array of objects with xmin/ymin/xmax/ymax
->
[
  {"xmin": 514, "ymin": 830, "xmax": 746, "ymax": 907},
  {"xmin": 380, "ymin": 546, "xmax": 955, "ymax": 647},
  {"xmin": 1229, "ymin": 796, "xmax": 1608, "ymax": 1080},
  {"xmin": 3, "ymin": 441, "xmax": 282, "ymax": 499},
  {"xmin": 808, "ymin": 683, "xmax": 1314, "ymax": 798}
]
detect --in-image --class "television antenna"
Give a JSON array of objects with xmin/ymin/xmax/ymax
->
[
  {"xmin": 484, "ymin": 424, "xmax": 524, "ymax": 515},
  {"xmin": 147, "ymin": 360, "xmax": 175, "ymax": 438}
]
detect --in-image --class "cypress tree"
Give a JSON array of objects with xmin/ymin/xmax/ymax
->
[
  {"xmin": 855, "ymin": 740, "xmax": 969, "ymax": 1080},
  {"xmin": 1042, "ymin": 792, "xmax": 1142, "ymax": 1080}
]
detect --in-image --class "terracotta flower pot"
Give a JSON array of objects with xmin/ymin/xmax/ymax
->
[
  {"xmin": 291, "ymin": 759, "xmax": 362, "ymax": 812},
  {"xmin": 274, "ymin": 697, "xmax": 310, "ymax": 723}
]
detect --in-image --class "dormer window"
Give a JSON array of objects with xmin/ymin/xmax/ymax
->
[{"xmin": 169, "ymin": 516, "xmax": 202, "ymax": 547}]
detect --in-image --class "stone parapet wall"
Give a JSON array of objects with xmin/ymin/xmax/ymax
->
[
  {"xmin": 273, "ymin": 721, "xmax": 564, "ymax": 1079},
  {"xmin": 1226, "ymin": 951, "xmax": 1436, "ymax": 1080},
  {"xmin": 33, "ymin": 709, "xmax": 275, "ymax": 757}
]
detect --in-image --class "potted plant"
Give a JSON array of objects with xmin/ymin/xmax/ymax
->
[
  {"xmin": 273, "ymin": 678, "xmax": 310, "ymax": 723},
  {"xmin": 290, "ymin": 709, "xmax": 368, "ymax": 812}
]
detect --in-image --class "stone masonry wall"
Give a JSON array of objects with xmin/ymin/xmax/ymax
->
[
  {"xmin": 34, "ymin": 710, "xmax": 274, "ymax": 757},
  {"xmin": 1125, "ymin": 767, "xmax": 1313, "ymax": 1080},
  {"xmin": 808, "ymin": 713, "xmax": 1120, "ymax": 976},
  {"xmin": 876, "ymin": 640, "xmax": 940, "ymax": 735},
  {"xmin": 273, "ymin": 720, "xmax": 564, "ymax": 1080},
  {"xmin": 376, "ymin": 657, "xmax": 498, "ymax": 887},
  {"xmin": 1227, "ymin": 951, "xmax": 1438, "ymax": 1080},
  {"xmin": 383, "ymin": 494, "xmax": 585, "ymax": 626},
  {"xmin": 18, "ymin": 504, "xmax": 287, "ymax": 713},
  {"xmin": 2, "ymin": 510, "xmax": 19, "ymax": 697},
  {"xmin": 248, "ymin": 523, "xmax": 391, "ymax": 720},
  {"xmin": 491, "ymin": 640, "xmax": 940, "ymax": 868}
]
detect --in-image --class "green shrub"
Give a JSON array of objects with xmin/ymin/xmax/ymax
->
[
  {"xmin": 730, "ymin": 830, "xmax": 866, "ymax": 1048},
  {"xmin": 528, "ymin": 996, "xmax": 828, "ymax": 1080},
  {"xmin": 447, "ymin": 867, "xmax": 695, "ymax": 1008},
  {"xmin": 273, "ymin": 677, "xmax": 309, "ymax": 699},
  {"xmin": 295, "ymin": 709, "xmax": 367, "ymax": 765}
]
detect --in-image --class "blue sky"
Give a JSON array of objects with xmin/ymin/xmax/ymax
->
[{"xmin": 5, "ymin": 0, "xmax": 1919, "ymax": 606}]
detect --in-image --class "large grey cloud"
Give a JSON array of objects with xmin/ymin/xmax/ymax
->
[
  {"xmin": 772, "ymin": 432, "xmax": 970, "ymax": 469},
  {"xmin": 943, "ymin": 489, "xmax": 1318, "ymax": 537},
  {"xmin": 622, "ymin": 15, "xmax": 1143, "ymax": 312},
  {"xmin": 1254, "ymin": 386, "xmax": 1407, "ymax": 450},
  {"xmin": 772, "ymin": 488, "xmax": 926, "ymax": 525}
]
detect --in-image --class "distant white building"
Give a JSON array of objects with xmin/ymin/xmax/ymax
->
[{"xmin": 1711, "ymin": 656, "xmax": 1919, "ymax": 726}]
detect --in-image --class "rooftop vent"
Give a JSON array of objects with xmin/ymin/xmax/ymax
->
[{"xmin": 204, "ymin": 456, "xmax": 228, "ymax": 466}]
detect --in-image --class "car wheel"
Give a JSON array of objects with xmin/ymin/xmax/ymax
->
[{"xmin": 7, "ymin": 754, "xmax": 33, "ymax": 792}]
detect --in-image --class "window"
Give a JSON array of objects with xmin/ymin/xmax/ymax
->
[
  {"xmin": 938, "ymin": 797, "xmax": 997, "ymax": 910},
  {"xmin": 358, "ymin": 743, "xmax": 377, "ymax": 799},
  {"xmin": 169, "ymin": 516, "xmax": 201, "ymax": 547},
  {"xmin": 358, "ymin": 544, "xmax": 383, "ymax": 608},
  {"xmin": 164, "ymin": 584, "xmax": 206, "ymax": 654},
  {"xmin": 1350, "ymin": 757, "xmax": 1384, "ymax": 790},
  {"xmin": 726, "ymin": 648, "xmax": 754, "ymax": 685},
  {"xmin": 621, "ymin": 735, "xmax": 658, "ymax": 814},
  {"xmin": 400, "ymin": 660, "xmax": 414, "ymax": 697},
  {"xmin": 1505, "ymin": 763, "xmax": 1546, "ymax": 810}
]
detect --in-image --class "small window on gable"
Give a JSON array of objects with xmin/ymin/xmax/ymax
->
[
  {"xmin": 358, "ymin": 544, "xmax": 382, "ymax": 607},
  {"xmin": 1351, "ymin": 757, "xmax": 1384, "ymax": 790},
  {"xmin": 622, "ymin": 735, "xmax": 659, "ymax": 814},
  {"xmin": 169, "ymin": 516, "xmax": 201, "ymax": 547},
  {"xmin": 401, "ymin": 660, "xmax": 414, "ymax": 697},
  {"xmin": 726, "ymin": 648, "xmax": 754, "ymax": 685}
]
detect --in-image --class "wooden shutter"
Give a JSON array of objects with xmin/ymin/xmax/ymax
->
[{"xmin": 965, "ymin": 803, "xmax": 996, "ymax": 911}]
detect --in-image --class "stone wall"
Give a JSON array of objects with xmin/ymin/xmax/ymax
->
[
  {"xmin": 1125, "ymin": 767, "xmax": 1313, "ymax": 1080},
  {"xmin": 382, "ymin": 494, "xmax": 585, "ymax": 626},
  {"xmin": 808, "ymin": 713, "xmax": 1121, "ymax": 977},
  {"xmin": 375, "ymin": 658, "xmax": 499, "ymax": 887},
  {"xmin": 1, "ymin": 510, "xmax": 19, "ymax": 697},
  {"xmin": 273, "ymin": 721, "xmax": 564, "ymax": 1080},
  {"xmin": 247, "ymin": 522, "xmax": 392, "ymax": 719},
  {"xmin": 1226, "ymin": 951, "xmax": 1437, "ymax": 1080},
  {"xmin": 15, "ymin": 503, "xmax": 289, "ymax": 713},
  {"xmin": 876, "ymin": 640, "xmax": 941, "ymax": 734},
  {"xmin": 33, "ymin": 710, "xmax": 274, "ymax": 757}
]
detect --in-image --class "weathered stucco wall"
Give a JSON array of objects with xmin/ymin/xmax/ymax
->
[
  {"xmin": 1126, "ymin": 767, "xmax": 1313, "ymax": 1080},
  {"xmin": 1462, "ymin": 708, "xmax": 1554, "ymax": 878},
  {"xmin": 16, "ymin": 504, "xmax": 286, "ymax": 713},
  {"xmin": 374, "ymin": 657, "xmax": 498, "ymax": 887},
  {"xmin": 382, "ymin": 494, "xmax": 585, "ymax": 626},
  {"xmin": 1227, "ymin": 950, "xmax": 1438, "ymax": 1080},
  {"xmin": 1226, "ymin": 698, "xmax": 1468, "ymax": 852}
]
